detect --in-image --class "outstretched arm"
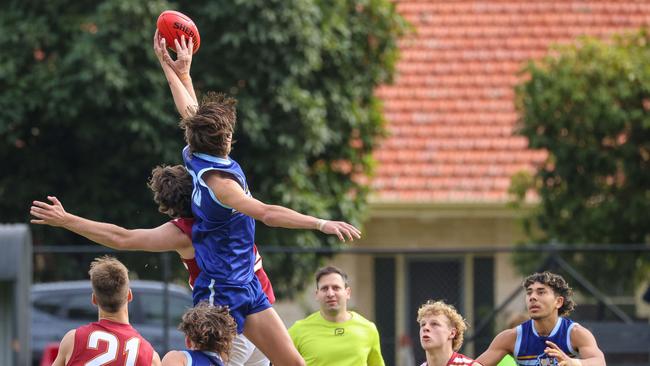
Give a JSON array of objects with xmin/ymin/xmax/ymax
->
[
  {"xmin": 30, "ymin": 196, "xmax": 193, "ymax": 258},
  {"xmin": 476, "ymin": 329, "xmax": 516, "ymax": 366},
  {"xmin": 204, "ymin": 172, "xmax": 361, "ymax": 242},
  {"xmin": 153, "ymin": 31, "xmax": 197, "ymax": 118}
]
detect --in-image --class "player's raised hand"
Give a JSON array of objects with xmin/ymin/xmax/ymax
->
[
  {"xmin": 153, "ymin": 30, "xmax": 173, "ymax": 66},
  {"xmin": 545, "ymin": 341, "xmax": 580, "ymax": 366},
  {"xmin": 318, "ymin": 220, "xmax": 362, "ymax": 242},
  {"xmin": 170, "ymin": 34, "xmax": 194, "ymax": 77},
  {"xmin": 30, "ymin": 196, "xmax": 69, "ymax": 227}
]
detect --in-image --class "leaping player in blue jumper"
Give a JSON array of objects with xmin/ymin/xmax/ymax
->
[{"xmin": 154, "ymin": 32, "xmax": 361, "ymax": 366}]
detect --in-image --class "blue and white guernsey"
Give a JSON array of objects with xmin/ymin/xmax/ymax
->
[
  {"xmin": 181, "ymin": 350, "xmax": 225, "ymax": 366},
  {"xmin": 514, "ymin": 317, "xmax": 578, "ymax": 366},
  {"xmin": 182, "ymin": 146, "xmax": 256, "ymax": 285}
]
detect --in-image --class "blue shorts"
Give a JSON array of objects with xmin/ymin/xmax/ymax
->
[{"xmin": 193, "ymin": 274, "xmax": 271, "ymax": 334}]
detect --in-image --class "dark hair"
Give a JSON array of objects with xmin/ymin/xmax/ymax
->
[
  {"xmin": 523, "ymin": 271, "xmax": 576, "ymax": 316},
  {"xmin": 178, "ymin": 301, "xmax": 237, "ymax": 360},
  {"xmin": 315, "ymin": 266, "xmax": 349, "ymax": 289},
  {"xmin": 89, "ymin": 256, "xmax": 129, "ymax": 313},
  {"xmin": 148, "ymin": 165, "xmax": 193, "ymax": 218},
  {"xmin": 179, "ymin": 92, "xmax": 237, "ymax": 157}
]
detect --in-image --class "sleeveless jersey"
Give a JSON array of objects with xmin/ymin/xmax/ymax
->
[
  {"xmin": 181, "ymin": 350, "xmax": 225, "ymax": 366},
  {"xmin": 420, "ymin": 352, "xmax": 477, "ymax": 366},
  {"xmin": 171, "ymin": 218, "xmax": 276, "ymax": 303},
  {"xmin": 182, "ymin": 146, "xmax": 256, "ymax": 284},
  {"xmin": 67, "ymin": 319, "xmax": 154, "ymax": 366},
  {"xmin": 514, "ymin": 317, "xmax": 578, "ymax": 366}
]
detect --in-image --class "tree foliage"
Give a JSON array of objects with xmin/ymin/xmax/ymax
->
[
  {"xmin": 0, "ymin": 0, "xmax": 406, "ymax": 296},
  {"xmin": 512, "ymin": 30, "xmax": 650, "ymax": 291}
]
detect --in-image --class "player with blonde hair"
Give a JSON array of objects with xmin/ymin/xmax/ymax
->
[{"xmin": 416, "ymin": 300, "xmax": 481, "ymax": 366}]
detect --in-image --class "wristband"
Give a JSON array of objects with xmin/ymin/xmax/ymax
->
[
  {"xmin": 180, "ymin": 73, "xmax": 191, "ymax": 82},
  {"xmin": 317, "ymin": 219, "xmax": 328, "ymax": 231}
]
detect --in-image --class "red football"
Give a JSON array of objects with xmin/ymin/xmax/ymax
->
[{"xmin": 156, "ymin": 10, "xmax": 200, "ymax": 54}]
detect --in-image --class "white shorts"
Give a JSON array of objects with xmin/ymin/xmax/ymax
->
[{"xmin": 227, "ymin": 333, "xmax": 269, "ymax": 366}]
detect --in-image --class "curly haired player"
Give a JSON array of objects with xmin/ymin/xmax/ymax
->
[
  {"xmin": 476, "ymin": 272, "xmax": 605, "ymax": 366},
  {"xmin": 162, "ymin": 301, "xmax": 238, "ymax": 366},
  {"xmin": 416, "ymin": 300, "xmax": 481, "ymax": 366}
]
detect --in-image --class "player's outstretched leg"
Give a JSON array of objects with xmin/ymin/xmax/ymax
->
[{"xmin": 243, "ymin": 308, "xmax": 305, "ymax": 366}]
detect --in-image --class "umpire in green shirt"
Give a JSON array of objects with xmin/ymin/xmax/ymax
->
[{"xmin": 288, "ymin": 266, "xmax": 385, "ymax": 366}]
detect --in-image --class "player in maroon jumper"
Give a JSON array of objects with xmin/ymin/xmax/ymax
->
[{"xmin": 51, "ymin": 256, "xmax": 161, "ymax": 366}]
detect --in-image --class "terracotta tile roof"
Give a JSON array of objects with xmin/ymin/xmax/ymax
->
[{"xmin": 372, "ymin": 1, "xmax": 650, "ymax": 202}]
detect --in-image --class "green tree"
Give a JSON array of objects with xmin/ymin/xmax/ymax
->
[
  {"xmin": 0, "ymin": 0, "xmax": 406, "ymax": 296},
  {"xmin": 511, "ymin": 30, "xmax": 650, "ymax": 292},
  {"xmin": 0, "ymin": 0, "xmax": 182, "ymax": 281}
]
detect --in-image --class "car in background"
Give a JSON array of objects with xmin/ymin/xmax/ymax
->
[{"xmin": 31, "ymin": 280, "xmax": 192, "ymax": 365}]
